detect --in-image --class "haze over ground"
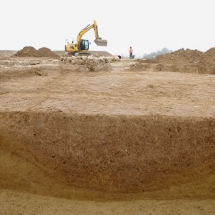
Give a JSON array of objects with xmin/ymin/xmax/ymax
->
[{"xmin": 1, "ymin": 0, "xmax": 215, "ymax": 57}]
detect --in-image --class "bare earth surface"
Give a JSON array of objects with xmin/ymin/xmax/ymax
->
[{"xmin": 0, "ymin": 48, "xmax": 215, "ymax": 214}]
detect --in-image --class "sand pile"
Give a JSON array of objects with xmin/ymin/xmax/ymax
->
[
  {"xmin": 143, "ymin": 48, "xmax": 203, "ymax": 64},
  {"xmin": 203, "ymin": 47, "xmax": 215, "ymax": 58},
  {"xmin": 14, "ymin": 46, "xmax": 59, "ymax": 58},
  {"xmin": 140, "ymin": 47, "xmax": 215, "ymax": 74},
  {"xmin": 144, "ymin": 47, "xmax": 215, "ymax": 64},
  {"xmin": 14, "ymin": 46, "xmax": 40, "ymax": 57},
  {"xmin": 200, "ymin": 47, "xmax": 215, "ymax": 65},
  {"xmin": 38, "ymin": 47, "xmax": 60, "ymax": 58}
]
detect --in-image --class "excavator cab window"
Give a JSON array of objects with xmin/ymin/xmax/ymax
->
[{"xmin": 80, "ymin": 39, "xmax": 89, "ymax": 50}]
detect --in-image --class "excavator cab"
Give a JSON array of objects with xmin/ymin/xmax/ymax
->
[{"xmin": 79, "ymin": 39, "xmax": 89, "ymax": 50}]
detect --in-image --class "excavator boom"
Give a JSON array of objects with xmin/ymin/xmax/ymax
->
[
  {"xmin": 76, "ymin": 20, "xmax": 107, "ymax": 46},
  {"xmin": 93, "ymin": 20, "xmax": 107, "ymax": 46}
]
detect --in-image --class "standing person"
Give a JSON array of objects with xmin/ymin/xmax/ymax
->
[{"xmin": 129, "ymin": 47, "xmax": 133, "ymax": 59}]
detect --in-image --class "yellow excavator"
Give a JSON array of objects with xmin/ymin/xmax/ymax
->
[{"xmin": 65, "ymin": 20, "xmax": 107, "ymax": 56}]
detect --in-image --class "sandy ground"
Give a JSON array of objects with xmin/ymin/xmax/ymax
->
[
  {"xmin": 1, "ymin": 189, "xmax": 215, "ymax": 215},
  {"xmin": 1, "ymin": 51, "xmax": 215, "ymax": 214},
  {"xmin": 1, "ymin": 62, "xmax": 215, "ymax": 116}
]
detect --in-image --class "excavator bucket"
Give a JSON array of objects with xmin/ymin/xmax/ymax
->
[{"xmin": 94, "ymin": 38, "xmax": 107, "ymax": 46}]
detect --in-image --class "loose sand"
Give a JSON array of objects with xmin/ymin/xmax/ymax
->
[{"xmin": 0, "ymin": 48, "xmax": 215, "ymax": 214}]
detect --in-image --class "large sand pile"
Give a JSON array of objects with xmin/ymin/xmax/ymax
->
[
  {"xmin": 14, "ymin": 46, "xmax": 59, "ymax": 58},
  {"xmin": 153, "ymin": 48, "xmax": 203, "ymax": 63},
  {"xmin": 139, "ymin": 47, "xmax": 215, "ymax": 74},
  {"xmin": 38, "ymin": 47, "xmax": 60, "ymax": 58}
]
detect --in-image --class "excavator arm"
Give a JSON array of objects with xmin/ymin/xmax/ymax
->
[{"xmin": 76, "ymin": 20, "xmax": 107, "ymax": 47}]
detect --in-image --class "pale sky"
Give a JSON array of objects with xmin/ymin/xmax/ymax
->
[{"xmin": 1, "ymin": 0, "xmax": 215, "ymax": 57}]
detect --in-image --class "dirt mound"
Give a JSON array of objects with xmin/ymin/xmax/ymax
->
[
  {"xmin": 172, "ymin": 48, "xmax": 203, "ymax": 59},
  {"xmin": 38, "ymin": 47, "xmax": 59, "ymax": 58},
  {"xmin": 141, "ymin": 47, "xmax": 215, "ymax": 74},
  {"xmin": 203, "ymin": 47, "xmax": 215, "ymax": 57},
  {"xmin": 14, "ymin": 46, "xmax": 59, "ymax": 58},
  {"xmin": 150, "ymin": 48, "xmax": 203, "ymax": 64},
  {"xmin": 144, "ymin": 47, "xmax": 215, "ymax": 65},
  {"xmin": 14, "ymin": 46, "xmax": 40, "ymax": 57},
  {"xmin": 201, "ymin": 47, "xmax": 215, "ymax": 64}
]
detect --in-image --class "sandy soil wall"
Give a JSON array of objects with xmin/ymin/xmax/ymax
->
[
  {"xmin": 1, "ymin": 111, "xmax": 215, "ymax": 200},
  {"xmin": 1, "ymin": 52, "xmax": 215, "ymax": 213}
]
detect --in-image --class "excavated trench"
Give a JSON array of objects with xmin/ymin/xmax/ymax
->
[
  {"xmin": 1, "ymin": 55, "xmax": 215, "ymax": 202},
  {"xmin": 1, "ymin": 111, "xmax": 215, "ymax": 200}
]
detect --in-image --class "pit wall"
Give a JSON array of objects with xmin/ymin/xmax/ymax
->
[{"xmin": 0, "ymin": 111, "xmax": 215, "ymax": 199}]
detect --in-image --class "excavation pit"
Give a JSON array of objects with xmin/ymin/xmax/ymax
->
[{"xmin": 1, "ymin": 60, "xmax": 215, "ymax": 204}]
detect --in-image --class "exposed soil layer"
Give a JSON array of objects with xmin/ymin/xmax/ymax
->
[
  {"xmin": 1, "ymin": 50, "xmax": 215, "ymax": 214},
  {"xmin": 1, "ymin": 111, "xmax": 215, "ymax": 198}
]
